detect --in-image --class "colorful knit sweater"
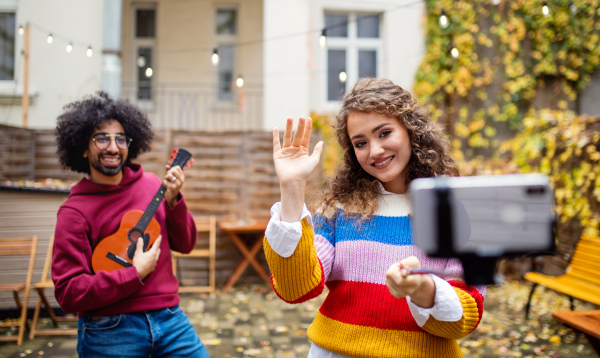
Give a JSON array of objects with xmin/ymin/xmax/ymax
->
[{"xmin": 263, "ymin": 194, "xmax": 485, "ymax": 358}]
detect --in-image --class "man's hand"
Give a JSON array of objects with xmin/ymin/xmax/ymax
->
[{"xmin": 133, "ymin": 235, "xmax": 162, "ymax": 280}]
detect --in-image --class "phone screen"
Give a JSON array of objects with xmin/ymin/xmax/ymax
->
[{"xmin": 410, "ymin": 174, "xmax": 554, "ymax": 257}]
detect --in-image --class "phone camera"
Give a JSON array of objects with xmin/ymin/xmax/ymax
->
[{"xmin": 526, "ymin": 186, "xmax": 546, "ymax": 195}]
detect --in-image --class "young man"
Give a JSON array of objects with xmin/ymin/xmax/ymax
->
[{"xmin": 52, "ymin": 92, "xmax": 210, "ymax": 357}]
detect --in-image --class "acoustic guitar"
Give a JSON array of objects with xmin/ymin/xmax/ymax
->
[{"xmin": 91, "ymin": 148, "xmax": 192, "ymax": 274}]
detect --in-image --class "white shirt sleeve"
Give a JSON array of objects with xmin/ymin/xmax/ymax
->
[
  {"xmin": 264, "ymin": 202, "xmax": 313, "ymax": 257},
  {"xmin": 405, "ymin": 274, "xmax": 464, "ymax": 327}
]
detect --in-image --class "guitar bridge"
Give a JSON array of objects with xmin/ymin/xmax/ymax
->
[{"xmin": 106, "ymin": 252, "xmax": 133, "ymax": 268}]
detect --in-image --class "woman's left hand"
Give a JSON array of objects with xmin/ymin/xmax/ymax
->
[{"xmin": 385, "ymin": 256, "xmax": 435, "ymax": 308}]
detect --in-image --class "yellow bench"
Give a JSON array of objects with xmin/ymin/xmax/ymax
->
[{"xmin": 524, "ymin": 235, "xmax": 600, "ymax": 319}]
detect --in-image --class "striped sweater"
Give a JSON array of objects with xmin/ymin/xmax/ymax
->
[{"xmin": 263, "ymin": 194, "xmax": 485, "ymax": 358}]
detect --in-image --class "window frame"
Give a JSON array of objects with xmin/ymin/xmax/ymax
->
[
  {"xmin": 0, "ymin": 0, "xmax": 17, "ymax": 92},
  {"xmin": 214, "ymin": 5, "xmax": 238, "ymax": 104},
  {"xmin": 321, "ymin": 11, "xmax": 382, "ymax": 107},
  {"xmin": 130, "ymin": 2, "xmax": 157, "ymax": 110}
]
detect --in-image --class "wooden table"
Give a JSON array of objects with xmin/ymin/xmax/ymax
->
[
  {"xmin": 553, "ymin": 310, "xmax": 600, "ymax": 355},
  {"xmin": 219, "ymin": 220, "xmax": 271, "ymax": 293}
]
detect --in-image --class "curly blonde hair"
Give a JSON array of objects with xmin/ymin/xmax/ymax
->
[{"xmin": 313, "ymin": 78, "xmax": 459, "ymax": 220}]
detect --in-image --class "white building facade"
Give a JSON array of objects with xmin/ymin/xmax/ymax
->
[{"xmin": 1, "ymin": 0, "xmax": 426, "ymax": 130}]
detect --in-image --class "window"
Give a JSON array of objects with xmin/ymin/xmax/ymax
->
[
  {"xmin": 0, "ymin": 11, "xmax": 15, "ymax": 81},
  {"xmin": 133, "ymin": 7, "xmax": 156, "ymax": 100},
  {"xmin": 324, "ymin": 12, "xmax": 381, "ymax": 102},
  {"xmin": 215, "ymin": 8, "xmax": 237, "ymax": 102}
]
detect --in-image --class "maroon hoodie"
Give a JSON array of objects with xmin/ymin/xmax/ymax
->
[{"xmin": 52, "ymin": 164, "xmax": 197, "ymax": 317}]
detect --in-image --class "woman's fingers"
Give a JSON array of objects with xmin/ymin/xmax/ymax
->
[
  {"xmin": 282, "ymin": 117, "xmax": 294, "ymax": 148},
  {"xmin": 273, "ymin": 127, "xmax": 281, "ymax": 153},
  {"xmin": 292, "ymin": 117, "xmax": 306, "ymax": 147},
  {"xmin": 301, "ymin": 117, "xmax": 313, "ymax": 148}
]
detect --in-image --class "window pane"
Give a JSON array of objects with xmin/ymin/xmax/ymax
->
[
  {"xmin": 359, "ymin": 50, "xmax": 377, "ymax": 78},
  {"xmin": 218, "ymin": 45, "xmax": 234, "ymax": 101},
  {"xmin": 136, "ymin": 10, "xmax": 155, "ymax": 38},
  {"xmin": 137, "ymin": 48, "xmax": 152, "ymax": 100},
  {"xmin": 325, "ymin": 13, "xmax": 348, "ymax": 38},
  {"xmin": 0, "ymin": 12, "xmax": 14, "ymax": 81},
  {"xmin": 216, "ymin": 9, "xmax": 237, "ymax": 35},
  {"xmin": 327, "ymin": 49, "xmax": 346, "ymax": 101},
  {"xmin": 357, "ymin": 14, "xmax": 380, "ymax": 38}
]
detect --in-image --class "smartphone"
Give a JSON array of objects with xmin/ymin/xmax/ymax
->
[{"xmin": 410, "ymin": 174, "xmax": 555, "ymax": 258}]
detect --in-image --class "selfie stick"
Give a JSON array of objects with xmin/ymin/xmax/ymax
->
[{"xmin": 434, "ymin": 182, "xmax": 498, "ymax": 285}]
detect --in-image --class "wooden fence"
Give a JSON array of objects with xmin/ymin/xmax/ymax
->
[{"xmin": 0, "ymin": 124, "xmax": 324, "ymax": 305}]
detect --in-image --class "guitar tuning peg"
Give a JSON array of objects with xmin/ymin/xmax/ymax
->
[
  {"xmin": 185, "ymin": 163, "xmax": 191, "ymax": 168},
  {"xmin": 167, "ymin": 160, "xmax": 173, "ymax": 165},
  {"xmin": 172, "ymin": 148, "xmax": 178, "ymax": 153},
  {"xmin": 190, "ymin": 158, "xmax": 195, "ymax": 164},
  {"xmin": 170, "ymin": 154, "xmax": 175, "ymax": 159},
  {"xmin": 183, "ymin": 169, "xmax": 187, "ymax": 173}
]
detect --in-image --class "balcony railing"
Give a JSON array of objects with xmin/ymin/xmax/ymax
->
[{"xmin": 121, "ymin": 83, "xmax": 263, "ymax": 131}]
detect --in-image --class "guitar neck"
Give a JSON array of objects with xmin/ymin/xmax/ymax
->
[
  {"xmin": 136, "ymin": 186, "xmax": 167, "ymax": 232},
  {"xmin": 134, "ymin": 148, "xmax": 192, "ymax": 233}
]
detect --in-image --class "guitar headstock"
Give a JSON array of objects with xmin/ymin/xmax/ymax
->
[{"xmin": 170, "ymin": 148, "xmax": 192, "ymax": 169}]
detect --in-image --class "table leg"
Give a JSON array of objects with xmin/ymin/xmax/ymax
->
[{"xmin": 223, "ymin": 233, "xmax": 272, "ymax": 293}]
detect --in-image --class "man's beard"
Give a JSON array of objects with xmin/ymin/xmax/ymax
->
[{"xmin": 90, "ymin": 153, "xmax": 125, "ymax": 177}]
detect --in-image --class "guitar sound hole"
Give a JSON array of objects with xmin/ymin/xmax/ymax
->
[{"xmin": 129, "ymin": 229, "xmax": 143, "ymax": 243}]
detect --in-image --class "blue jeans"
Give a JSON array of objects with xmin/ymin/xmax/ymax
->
[{"xmin": 77, "ymin": 305, "xmax": 210, "ymax": 358}]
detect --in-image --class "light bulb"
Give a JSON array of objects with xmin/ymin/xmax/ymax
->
[
  {"xmin": 451, "ymin": 47, "xmax": 459, "ymax": 58},
  {"xmin": 137, "ymin": 56, "xmax": 146, "ymax": 67},
  {"xmin": 491, "ymin": 0, "xmax": 501, "ymax": 4},
  {"xmin": 319, "ymin": 29, "xmax": 327, "ymax": 48},
  {"xmin": 66, "ymin": 43, "xmax": 73, "ymax": 53},
  {"xmin": 87, "ymin": 46, "xmax": 93, "ymax": 57},
  {"xmin": 47, "ymin": 34, "xmax": 53, "ymax": 44},
  {"xmin": 542, "ymin": 1, "xmax": 550, "ymax": 16},
  {"xmin": 145, "ymin": 67, "xmax": 153, "ymax": 78},
  {"xmin": 211, "ymin": 48, "xmax": 219, "ymax": 65},
  {"xmin": 18, "ymin": 26, "xmax": 23, "ymax": 35},
  {"xmin": 569, "ymin": 1, "xmax": 578, "ymax": 14},
  {"xmin": 439, "ymin": 9, "xmax": 449, "ymax": 29},
  {"xmin": 339, "ymin": 71, "xmax": 347, "ymax": 83},
  {"xmin": 236, "ymin": 75, "xmax": 244, "ymax": 88}
]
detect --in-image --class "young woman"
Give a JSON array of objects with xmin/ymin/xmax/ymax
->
[{"xmin": 263, "ymin": 78, "xmax": 485, "ymax": 358}]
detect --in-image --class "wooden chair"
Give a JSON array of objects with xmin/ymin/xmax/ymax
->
[
  {"xmin": 0, "ymin": 236, "xmax": 37, "ymax": 346},
  {"xmin": 29, "ymin": 235, "xmax": 77, "ymax": 339},
  {"xmin": 172, "ymin": 215, "xmax": 216, "ymax": 293}
]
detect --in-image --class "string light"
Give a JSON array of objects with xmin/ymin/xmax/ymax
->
[
  {"xmin": 339, "ymin": 71, "xmax": 347, "ymax": 83},
  {"xmin": 451, "ymin": 45, "xmax": 459, "ymax": 58},
  {"xmin": 137, "ymin": 55, "xmax": 146, "ymax": 67},
  {"xmin": 86, "ymin": 46, "xmax": 93, "ymax": 57},
  {"xmin": 542, "ymin": 1, "xmax": 550, "ymax": 16},
  {"xmin": 319, "ymin": 29, "xmax": 327, "ymax": 48},
  {"xmin": 65, "ymin": 43, "xmax": 73, "ymax": 53},
  {"xmin": 145, "ymin": 67, "xmax": 153, "ymax": 78},
  {"xmin": 211, "ymin": 48, "xmax": 219, "ymax": 65},
  {"xmin": 236, "ymin": 75, "xmax": 244, "ymax": 88},
  {"xmin": 439, "ymin": 8, "xmax": 449, "ymax": 29},
  {"xmin": 47, "ymin": 33, "xmax": 53, "ymax": 44},
  {"xmin": 18, "ymin": 25, "xmax": 23, "ymax": 35},
  {"xmin": 569, "ymin": 1, "xmax": 578, "ymax": 14},
  {"xmin": 491, "ymin": 0, "xmax": 501, "ymax": 4}
]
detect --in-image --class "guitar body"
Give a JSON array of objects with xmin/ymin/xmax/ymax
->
[{"xmin": 91, "ymin": 210, "xmax": 161, "ymax": 273}]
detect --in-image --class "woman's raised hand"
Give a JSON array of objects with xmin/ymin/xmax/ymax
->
[
  {"xmin": 273, "ymin": 117, "xmax": 323, "ymax": 186},
  {"xmin": 273, "ymin": 117, "xmax": 323, "ymax": 222}
]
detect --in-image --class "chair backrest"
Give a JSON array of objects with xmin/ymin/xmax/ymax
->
[
  {"xmin": 39, "ymin": 235, "xmax": 54, "ymax": 285},
  {"xmin": 0, "ymin": 236, "xmax": 38, "ymax": 286},
  {"xmin": 566, "ymin": 235, "xmax": 600, "ymax": 286}
]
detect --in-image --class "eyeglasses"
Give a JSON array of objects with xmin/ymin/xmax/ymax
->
[{"xmin": 92, "ymin": 133, "xmax": 132, "ymax": 150}]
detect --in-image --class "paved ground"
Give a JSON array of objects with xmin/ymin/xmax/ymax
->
[{"xmin": 0, "ymin": 280, "xmax": 598, "ymax": 358}]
